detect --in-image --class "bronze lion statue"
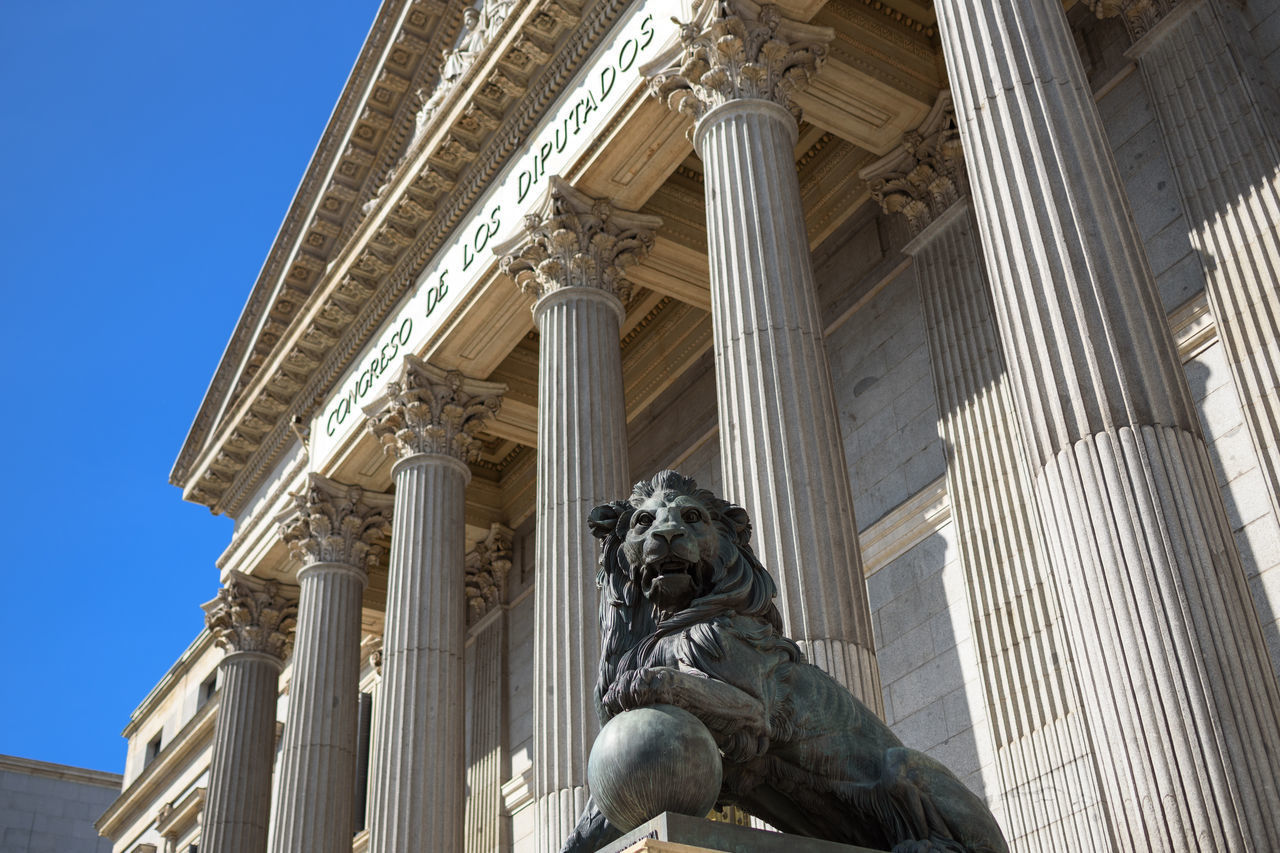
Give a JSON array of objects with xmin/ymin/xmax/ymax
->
[{"xmin": 561, "ymin": 470, "xmax": 1009, "ymax": 853}]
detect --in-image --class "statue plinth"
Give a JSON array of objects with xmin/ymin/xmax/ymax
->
[{"xmin": 596, "ymin": 813, "xmax": 886, "ymax": 853}]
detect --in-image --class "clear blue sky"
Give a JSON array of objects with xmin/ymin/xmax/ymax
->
[{"xmin": 0, "ymin": 1, "xmax": 381, "ymax": 773}]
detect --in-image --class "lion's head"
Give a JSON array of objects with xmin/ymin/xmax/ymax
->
[{"xmin": 589, "ymin": 471, "xmax": 785, "ymax": 718}]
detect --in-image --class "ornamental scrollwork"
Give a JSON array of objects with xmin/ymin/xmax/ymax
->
[
  {"xmin": 465, "ymin": 523, "xmax": 515, "ymax": 624},
  {"xmin": 1084, "ymin": 0, "xmax": 1182, "ymax": 42},
  {"xmin": 495, "ymin": 177, "xmax": 662, "ymax": 303},
  {"xmin": 862, "ymin": 94, "xmax": 967, "ymax": 236},
  {"xmin": 202, "ymin": 571, "xmax": 299, "ymax": 661},
  {"xmin": 276, "ymin": 474, "xmax": 393, "ymax": 568},
  {"xmin": 365, "ymin": 356, "xmax": 505, "ymax": 463},
  {"xmin": 645, "ymin": 1, "xmax": 833, "ymax": 123}
]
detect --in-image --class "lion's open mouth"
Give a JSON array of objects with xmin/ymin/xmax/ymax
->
[{"xmin": 641, "ymin": 557, "xmax": 699, "ymax": 612}]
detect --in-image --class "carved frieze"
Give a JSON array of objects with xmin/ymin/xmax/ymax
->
[
  {"xmin": 495, "ymin": 176, "xmax": 662, "ymax": 302},
  {"xmin": 365, "ymin": 356, "xmax": 505, "ymax": 462},
  {"xmin": 646, "ymin": 1, "xmax": 833, "ymax": 122},
  {"xmin": 861, "ymin": 94, "xmax": 966, "ymax": 236},
  {"xmin": 465, "ymin": 523, "xmax": 515, "ymax": 623},
  {"xmin": 202, "ymin": 571, "xmax": 298, "ymax": 661},
  {"xmin": 276, "ymin": 474, "xmax": 393, "ymax": 569}
]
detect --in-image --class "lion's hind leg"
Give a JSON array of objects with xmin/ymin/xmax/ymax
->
[{"xmin": 879, "ymin": 747, "xmax": 1009, "ymax": 853}]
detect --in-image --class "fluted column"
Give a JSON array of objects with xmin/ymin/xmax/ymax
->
[
  {"xmin": 645, "ymin": 2, "xmax": 880, "ymax": 707},
  {"xmin": 1090, "ymin": 0, "xmax": 1280, "ymax": 629},
  {"xmin": 363, "ymin": 357, "xmax": 505, "ymax": 853},
  {"xmin": 464, "ymin": 525, "xmax": 514, "ymax": 853},
  {"xmin": 271, "ymin": 475, "xmax": 392, "ymax": 853},
  {"xmin": 200, "ymin": 573, "xmax": 297, "ymax": 853},
  {"xmin": 496, "ymin": 177, "xmax": 659, "ymax": 852},
  {"xmin": 934, "ymin": 1, "xmax": 1280, "ymax": 848},
  {"xmin": 864, "ymin": 97, "xmax": 1111, "ymax": 852}
]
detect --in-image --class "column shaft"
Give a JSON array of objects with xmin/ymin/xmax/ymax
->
[
  {"xmin": 912, "ymin": 205, "xmax": 1110, "ymax": 851},
  {"xmin": 934, "ymin": 0, "xmax": 1280, "ymax": 848},
  {"xmin": 696, "ymin": 99, "xmax": 880, "ymax": 706},
  {"xmin": 201, "ymin": 653, "xmax": 282, "ymax": 853},
  {"xmin": 1134, "ymin": 0, "xmax": 1280, "ymax": 608},
  {"xmin": 464, "ymin": 614, "xmax": 509, "ymax": 853},
  {"xmin": 270, "ymin": 563, "xmax": 366, "ymax": 853},
  {"xmin": 367, "ymin": 454, "xmax": 469, "ymax": 852},
  {"xmin": 533, "ymin": 288, "xmax": 630, "ymax": 851}
]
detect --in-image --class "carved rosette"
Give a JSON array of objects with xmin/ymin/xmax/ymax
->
[
  {"xmin": 1085, "ymin": 0, "xmax": 1182, "ymax": 41},
  {"xmin": 365, "ymin": 356, "xmax": 504, "ymax": 462},
  {"xmin": 644, "ymin": 1, "xmax": 833, "ymax": 122},
  {"xmin": 202, "ymin": 571, "xmax": 298, "ymax": 661},
  {"xmin": 494, "ymin": 177, "xmax": 662, "ymax": 303},
  {"xmin": 464, "ymin": 523, "xmax": 515, "ymax": 624},
  {"xmin": 276, "ymin": 474, "xmax": 393, "ymax": 569},
  {"xmin": 861, "ymin": 94, "xmax": 968, "ymax": 236}
]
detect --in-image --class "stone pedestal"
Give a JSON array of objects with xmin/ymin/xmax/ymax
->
[
  {"xmin": 644, "ymin": 0, "xmax": 880, "ymax": 709},
  {"xmin": 934, "ymin": 0, "xmax": 1280, "ymax": 847},
  {"xmin": 200, "ymin": 574, "xmax": 296, "ymax": 853},
  {"xmin": 270, "ymin": 476, "xmax": 392, "ymax": 853},
  {"xmin": 598, "ymin": 813, "xmax": 882, "ymax": 853},
  {"xmin": 497, "ymin": 177, "xmax": 660, "ymax": 853},
  {"xmin": 364, "ymin": 357, "xmax": 504, "ymax": 853}
]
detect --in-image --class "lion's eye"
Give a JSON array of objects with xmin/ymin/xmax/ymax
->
[
  {"xmin": 635, "ymin": 512, "xmax": 654, "ymax": 527},
  {"xmin": 682, "ymin": 509, "xmax": 702, "ymax": 523}
]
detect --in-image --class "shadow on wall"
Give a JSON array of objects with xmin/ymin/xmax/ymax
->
[
  {"xmin": 865, "ymin": 529, "xmax": 989, "ymax": 803},
  {"xmin": 1184, "ymin": 356, "xmax": 1280, "ymax": 680}
]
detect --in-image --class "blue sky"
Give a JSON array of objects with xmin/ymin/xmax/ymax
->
[{"xmin": 0, "ymin": 1, "xmax": 381, "ymax": 773}]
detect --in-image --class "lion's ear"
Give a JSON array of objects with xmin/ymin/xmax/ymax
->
[
  {"xmin": 723, "ymin": 505, "xmax": 752, "ymax": 544},
  {"xmin": 588, "ymin": 500, "xmax": 629, "ymax": 539}
]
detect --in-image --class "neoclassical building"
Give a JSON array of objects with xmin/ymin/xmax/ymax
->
[{"xmin": 98, "ymin": 0, "xmax": 1280, "ymax": 851}]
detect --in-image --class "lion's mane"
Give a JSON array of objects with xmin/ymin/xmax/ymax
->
[{"xmin": 590, "ymin": 470, "xmax": 800, "ymax": 720}]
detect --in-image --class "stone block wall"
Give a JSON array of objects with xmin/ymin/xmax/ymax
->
[{"xmin": 0, "ymin": 756, "xmax": 119, "ymax": 853}]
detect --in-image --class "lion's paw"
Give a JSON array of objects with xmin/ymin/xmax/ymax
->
[{"xmin": 603, "ymin": 667, "xmax": 677, "ymax": 714}]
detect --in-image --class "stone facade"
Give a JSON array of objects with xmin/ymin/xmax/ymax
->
[{"xmin": 102, "ymin": 1, "xmax": 1280, "ymax": 852}]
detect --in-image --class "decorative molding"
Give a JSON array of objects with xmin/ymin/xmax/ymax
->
[
  {"xmin": 1085, "ymin": 0, "xmax": 1183, "ymax": 42},
  {"xmin": 154, "ymin": 786, "xmax": 206, "ymax": 840},
  {"xmin": 495, "ymin": 176, "xmax": 662, "ymax": 302},
  {"xmin": 464, "ymin": 523, "xmax": 515, "ymax": 623},
  {"xmin": 365, "ymin": 356, "xmax": 505, "ymax": 461},
  {"xmin": 275, "ymin": 474, "xmax": 393, "ymax": 568},
  {"xmin": 201, "ymin": 571, "xmax": 298, "ymax": 661},
  {"xmin": 858, "ymin": 476, "xmax": 951, "ymax": 575},
  {"xmin": 645, "ymin": 0, "xmax": 833, "ymax": 122},
  {"xmin": 182, "ymin": 0, "xmax": 618, "ymax": 518},
  {"xmin": 861, "ymin": 93, "xmax": 965, "ymax": 236},
  {"xmin": 173, "ymin": 0, "xmax": 463, "ymax": 491},
  {"xmin": 0, "ymin": 754, "xmax": 121, "ymax": 788}
]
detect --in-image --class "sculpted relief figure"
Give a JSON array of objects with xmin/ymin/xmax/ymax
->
[{"xmin": 563, "ymin": 471, "xmax": 1009, "ymax": 853}]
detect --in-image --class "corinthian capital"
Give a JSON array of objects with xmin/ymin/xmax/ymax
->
[
  {"xmin": 1084, "ymin": 0, "xmax": 1182, "ymax": 41},
  {"xmin": 202, "ymin": 571, "xmax": 298, "ymax": 661},
  {"xmin": 494, "ymin": 177, "xmax": 662, "ymax": 303},
  {"xmin": 276, "ymin": 474, "xmax": 393, "ymax": 568},
  {"xmin": 644, "ymin": 0, "xmax": 833, "ymax": 123},
  {"xmin": 465, "ymin": 523, "xmax": 515, "ymax": 624},
  {"xmin": 861, "ymin": 94, "xmax": 967, "ymax": 236},
  {"xmin": 365, "ymin": 356, "xmax": 505, "ymax": 462}
]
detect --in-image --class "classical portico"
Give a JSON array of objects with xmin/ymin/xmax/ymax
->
[{"xmin": 118, "ymin": 2, "xmax": 1280, "ymax": 853}]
